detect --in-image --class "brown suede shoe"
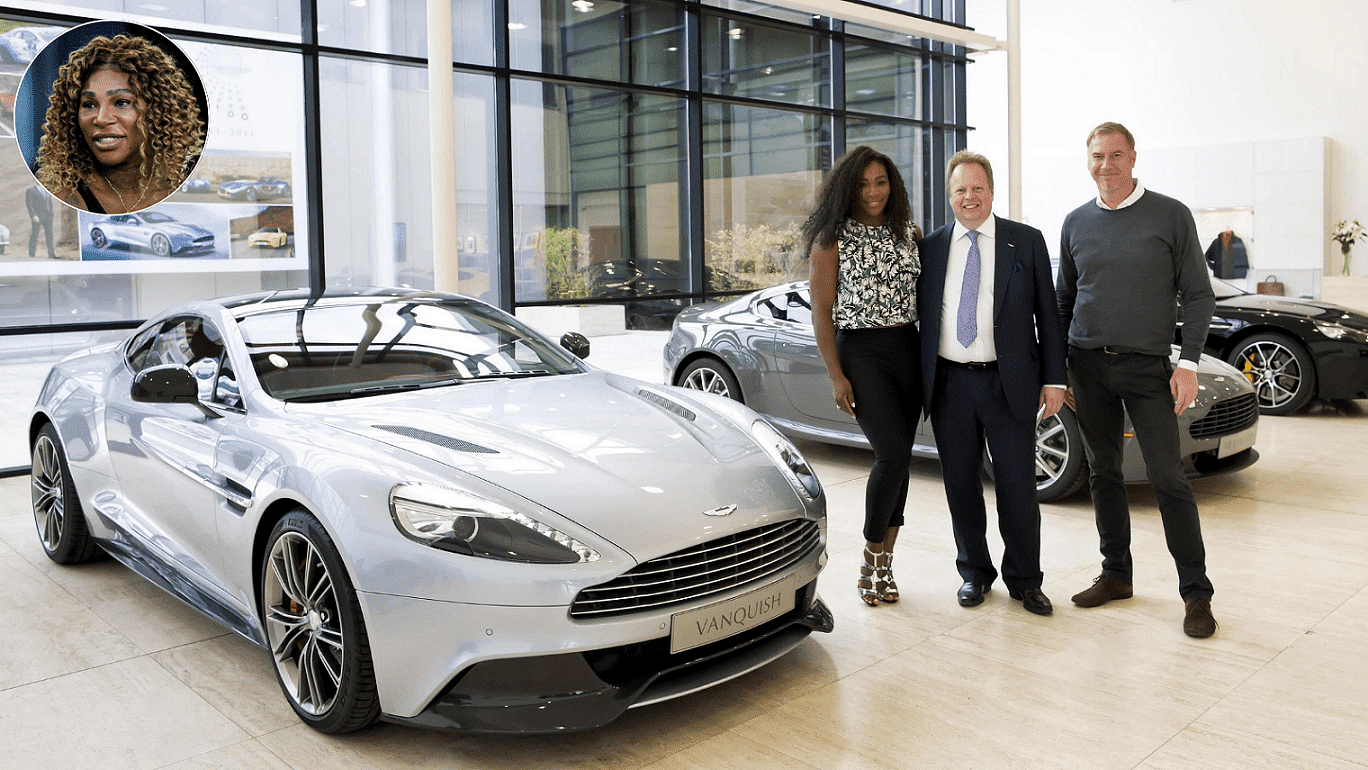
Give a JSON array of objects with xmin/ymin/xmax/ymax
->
[
  {"xmin": 1184, "ymin": 598, "xmax": 1217, "ymax": 638},
  {"xmin": 1070, "ymin": 574, "xmax": 1134, "ymax": 607}
]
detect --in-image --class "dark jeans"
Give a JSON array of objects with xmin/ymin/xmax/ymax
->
[
  {"xmin": 837, "ymin": 324, "xmax": 922, "ymax": 543},
  {"xmin": 1068, "ymin": 346, "xmax": 1213, "ymax": 601}
]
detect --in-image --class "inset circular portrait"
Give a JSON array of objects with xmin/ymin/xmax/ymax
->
[{"xmin": 15, "ymin": 21, "xmax": 208, "ymax": 214}]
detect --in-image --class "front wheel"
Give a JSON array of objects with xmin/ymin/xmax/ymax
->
[
  {"xmin": 1226, "ymin": 332, "xmax": 1316, "ymax": 415},
  {"xmin": 261, "ymin": 510, "xmax": 380, "ymax": 733},
  {"xmin": 151, "ymin": 234, "xmax": 171, "ymax": 257},
  {"xmin": 90, "ymin": 229, "xmax": 107, "ymax": 250},
  {"xmin": 678, "ymin": 358, "xmax": 743, "ymax": 402}
]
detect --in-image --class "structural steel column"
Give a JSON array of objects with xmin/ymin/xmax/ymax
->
[{"xmin": 429, "ymin": 0, "xmax": 459, "ymax": 292}]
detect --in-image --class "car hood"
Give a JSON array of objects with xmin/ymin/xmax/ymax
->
[
  {"xmin": 156, "ymin": 222, "xmax": 212, "ymax": 238},
  {"xmin": 1216, "ymin": 294, "xmax": 1368, "ymax": 330},
  {"xmin": 292, "ymin": 370, "xmax": 802, "ymax": 558},
  {"xmin": 218, "ymin": 181, "xmax": 253, "ymax": 191}
]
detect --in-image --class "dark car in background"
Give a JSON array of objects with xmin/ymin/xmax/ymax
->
[
  {"xmin": 1191, "ymin": 277, "xmax": 1368, "ymax": 415},
  {"xmin": 585, "ymin": 259, "xmax": 740, "ymax": 330},
  {"xmin": 667, "ymin": 281, "xmax": 1261, "ymax": 502}
]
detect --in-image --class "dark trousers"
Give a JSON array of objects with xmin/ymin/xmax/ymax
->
[
  {"xmin": 29, "ymin": 219, "xmax": 55, "ymax": 258},
  {"xmin": 931, "ymin": 362, "xmax": 1042, "ymax": 591},
  {"xmin": 1068, "ymin": 346, "xmax": 1213, "ymax": 601},
  {"xmin": 837, "ymin": 325, "xmax": 921, "ymax": 543}
]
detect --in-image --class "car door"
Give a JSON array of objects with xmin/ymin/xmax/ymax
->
[
  {"xmin": 769, "ymin": 287, "xmax": 852, "ymax": 429},
  {"xmin": 104, "ymin": 315, "xmax": 239, "ymax": 591}
]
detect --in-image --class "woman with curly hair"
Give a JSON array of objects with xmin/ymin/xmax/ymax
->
[
  {"xmin": 37, "ymin": 34, "xmax": 203, "ymax": 214},
  {"xmin": 804, "ymin": 145, "xmax": 923, "ymax": 607}
]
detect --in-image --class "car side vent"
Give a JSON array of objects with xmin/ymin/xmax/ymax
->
[
  {"xmin": 373, "ymin": 425, "xmax": 499, "ymax": 454},
  {"xmin": 637, "ymin": 389, "xmax": 696, "ymax": 421}
]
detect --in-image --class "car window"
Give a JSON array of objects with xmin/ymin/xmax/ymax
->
[
  {"xmin": 235, "ymin": 297, "xmax": 586, "ymax": 402},
  {"xmin": 755, "ymin": 289, "xmax": 813, "ymax": 325},
  {"xmin": 128, "ymin": 316, "xmax": 231, "ymax": 405}
]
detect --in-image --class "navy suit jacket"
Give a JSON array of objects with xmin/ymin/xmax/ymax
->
[{"xmin": 916, "ymin": 215, "xmax": 1067, "ymax": 422}]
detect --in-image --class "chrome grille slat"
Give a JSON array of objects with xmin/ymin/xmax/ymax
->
[
  {"xmin": 570, "ymin": 520, "xmax": 820, "ymax": 618},
  {"xmin": 1190, "ymin": 393, "xmax": 1258, "ymax": 439}
]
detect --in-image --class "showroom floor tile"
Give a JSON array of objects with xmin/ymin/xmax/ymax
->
[{"xmin": 2, "ymin": 331, "xmax": 1367, "ymax": 770}]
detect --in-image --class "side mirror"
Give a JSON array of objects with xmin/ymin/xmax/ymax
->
[
  {"xmin": 131, "ymin": 364, "xmax": 200, "ymax": 403},
  {"xmin": 560, "ymin": 332, "xmax": 590, "ymax": 360}
]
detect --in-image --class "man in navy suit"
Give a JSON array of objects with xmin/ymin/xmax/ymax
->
[{"xmin": 917, "ymin": 151, "xmax": 1068, "ymax": 615}]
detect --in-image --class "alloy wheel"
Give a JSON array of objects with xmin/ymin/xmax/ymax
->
[
  {"xmin": 1235, "ymin": 339, "xmax": 1303, "ymax": 410},
  {"xmin": 264, "ymin": 531, "xmax": 345, "ymax": 716},
  {"xmin": 31, "ymin": 434, "xmax": 65, "ymax": 553},
  {"xmin": 684, "ymin": 366, "xmax": 733, "ymax": 398}
]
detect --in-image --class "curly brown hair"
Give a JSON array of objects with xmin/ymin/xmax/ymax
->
[
  {"xmin": 36, "ymin": 34, "xmax": 204, "ymax": 198},
  {"xmin": 801, "ymin": 146, "xmax": 915, "ymax": 254}
]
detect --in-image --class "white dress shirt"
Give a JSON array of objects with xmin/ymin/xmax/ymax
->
[{"xmin": 938, "ymin": 216, "xmax": 997, "ymax": 364}]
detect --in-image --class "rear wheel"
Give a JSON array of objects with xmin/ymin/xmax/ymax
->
[
  {"xmin": 261, "ymin": 510, "xmax": 380, "ymax": 733},
  {"xmin": 1033, "ymin": 406, "xmax": 1088, "ymax": 502},
  {"xmin": 678, "ymin": 358, "xmax": 743, "ymax": 402},
  {"xmin": 90, "ymin": 229, "xmax": 107, "ymax": 250},
  {"xmin": 31, "ymin": 424, "xmax": 102, "ymax": 564},
  {"xmin": 1226, "ymin": 332, "xmax": 1316, "ymax": 415}
]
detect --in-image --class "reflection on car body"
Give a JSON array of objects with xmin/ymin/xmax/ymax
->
[
  {"xmin": 665, "ymin": 281, "xmax": 1261, "ymax": 502},
  {"xmin": 30, "ymin": 287, "xmax": 831, "ymax": 735}
]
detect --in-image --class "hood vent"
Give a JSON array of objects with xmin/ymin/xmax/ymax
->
[
  {"xmin": 373, "ymin": 425, "xmax": 499, "ymax": 454},
  {"xmin": 637, "ymin": 389, "xmax": 696, "ymax": 421}
]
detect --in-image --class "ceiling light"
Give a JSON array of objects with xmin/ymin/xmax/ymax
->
[
  {"xmin": 508, "ymin": 22, "xmax": 527, "ymax": 30},
  {"xmin": 572, "ymin": 0, "xmax": 594, "ymax": 11}
]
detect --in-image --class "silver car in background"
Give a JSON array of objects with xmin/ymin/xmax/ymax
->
[
  {"xmin": 30, "ymin": 288, "xmax": 831, "ymax": 734},
  {"xmin": 664, "ymin": 281, "xmax": 1261, "ymax": 502}
]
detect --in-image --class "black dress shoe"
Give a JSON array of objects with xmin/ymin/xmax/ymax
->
[
  {"xmin": 957, "ymin": 581, "xmax": 989, "ymax": 607},
  {"xmin": 1010, "ymin": 587, "xmax": 1053, "ymax": 616}
]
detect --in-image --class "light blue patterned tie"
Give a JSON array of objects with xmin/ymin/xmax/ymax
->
[{"xmin": 956, "ymin": 230, "xmax": 981, "ymax": 347}]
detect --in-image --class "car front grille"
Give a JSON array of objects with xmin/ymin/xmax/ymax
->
[
  {"xmin": 570, "ymin": 519, "xmax": 821, "ymax": 619},
  {"xmin": 1190, "ymin": 393, "xmax": 1258, "ymax": 439}
]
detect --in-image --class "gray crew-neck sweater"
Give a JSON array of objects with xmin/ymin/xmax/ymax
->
[{"xmin": 1055, "ymin": 189, "xmax": 1214, "ymax": 363}]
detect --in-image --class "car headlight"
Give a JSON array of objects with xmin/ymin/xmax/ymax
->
[
  {"xmin": 750, "ymin": 419, "xmax": 822, "ymax": 500},
  {"xmin": 390, "ymin": 483, "xmax": 600, "ymax": 564},
  {"xmin": 1315, "ymin": 321, "xmax": 1368, "ymax": 344}
]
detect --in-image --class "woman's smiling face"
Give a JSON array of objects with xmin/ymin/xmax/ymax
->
[{"xmin": 78, "ymin": 68, "xmax": 145, "ymax": 170}]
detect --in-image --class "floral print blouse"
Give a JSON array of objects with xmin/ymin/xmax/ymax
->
[{"xmin": 833, "ymin": 219, "xmax": 921, "ymax": 330}]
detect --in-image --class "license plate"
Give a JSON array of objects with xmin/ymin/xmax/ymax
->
[
  {"xmin": 670, "ymin": 575, "xmax": 796, "ymax": 654},
  {"xmin": 1218, "ymin": 425, "xmax": 1257, "ymax": 458}
]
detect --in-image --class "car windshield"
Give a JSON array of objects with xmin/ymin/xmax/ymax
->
[
  {"xmin": 235, "ymin": 296, "xmax": 586, "ymax": 402},
  {"xmin": 1211, "ymin": 276, "xmax": 1247, "ymax": 299},
  {"xmin": 140, "ymin": 212, "xmax": 174, "ymax": 223}
]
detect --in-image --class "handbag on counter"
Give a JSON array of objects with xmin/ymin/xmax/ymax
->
[{"xmin": 1256, "ymin": 275, "xmax": 1285, "ymax": 295}]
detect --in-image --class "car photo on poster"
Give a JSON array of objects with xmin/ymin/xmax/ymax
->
[
  {"xmin": 81, "ymin": 207, "xmax": 224, "ymax": 260},
  {"xmin": 216, "ymin": 176, "xmax": 291, "ymax": 202}
]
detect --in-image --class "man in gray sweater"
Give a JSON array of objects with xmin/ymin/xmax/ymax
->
[{"xmin": 1056, "ymin": 121, "xmax": 1218, "ymax": 638}]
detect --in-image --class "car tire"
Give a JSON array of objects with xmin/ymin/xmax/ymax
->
[
  {"xmin": 91, "ymin": 229, "xmax": 107, "ymax": 250},
  {"xmin": 246, "ymin": 188, "xmax": 257, "ymax": 202},
  {"xmin": 1033, "ymin": 406, "xmax": 1088, "ymax": 502},
  {"xmin": 982, "ymin": 406, "xmax": 1088, "ymax": 502},
  {"xmin": 1225, "ymin": 332, "xmax": 1316, "ymax": 415},
  {"xmin": 678, "ymin": 358, "xmax": 743, "ymax": 402},
  {"xmin": 31, "ymin": 424, "xmax": 103, "ymax": 564},
  {"xmin": 151, "ymin": 234, "xmax": 171, "ymax": 257},
  {"xmin": 261, "ymin": 510, "xmax": 380, "ymax": 734}
]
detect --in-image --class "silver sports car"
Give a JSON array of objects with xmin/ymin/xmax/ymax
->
[
  {"xmin": 664, "ymin": 281, "xmax": 1261, "ymax": 502},
  {"xmin": 88, "ymin": 211, "xmax": 215, "ymax": 257},
  {"xmin": 30, "ymin": 288, "xmax": 831, "ymax": 734}
]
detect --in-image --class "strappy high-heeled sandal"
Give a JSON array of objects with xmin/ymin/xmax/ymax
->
[
  {"xmin": 857, "ymin": 546, "xmax": 880, "ymax": 607},
  {"xmin": 876, "ymin": 551, "xmax": 899, "ymax": 603}
]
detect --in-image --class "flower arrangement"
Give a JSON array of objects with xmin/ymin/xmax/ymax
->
[{"xmin": 1332, "ymin": 219, "xmax": 1364, "ymax": 275}]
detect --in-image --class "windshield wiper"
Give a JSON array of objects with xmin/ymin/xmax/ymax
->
[
  {"xmin": 464, "ymin": 370, "xmax": 562, "ymax": 381},
  {"xmin": 349, "ymin": 376, "xmax": 471, "ymax": 395}
]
